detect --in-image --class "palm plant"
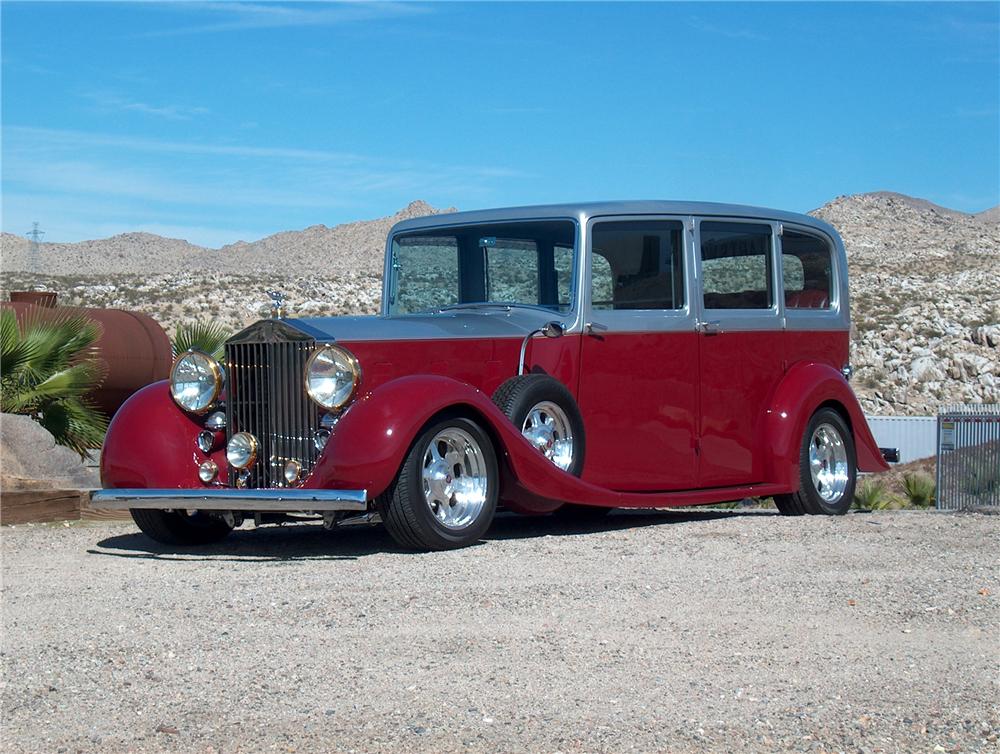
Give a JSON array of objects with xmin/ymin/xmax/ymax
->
[
  {"xmin": 852, "ymin": 477, "xmax": 892, "ymax": 510},
  {"xmin": 172, "ymin": 321, "xmax": 231, "ymax": 361},
  {"xmin": 902, "ymin": 471, "xmax": 936, "ymax": 508},
  {"xmin": 1, "ymin": 308, "xmax": 109, "ymax": 456}
]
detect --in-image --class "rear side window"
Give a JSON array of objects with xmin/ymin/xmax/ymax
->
[
  {"xmin": 782, "ymin": 230, "xmax": 833, "ymax": 309},
  {"xmin": 700, "ymin": 222, "xmax": 773, "ymax": 310},
  {"xmin": 590, "ymin": 221, "xmax": 685, "ymax": 310}
]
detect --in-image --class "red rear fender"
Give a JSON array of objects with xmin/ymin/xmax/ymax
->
[{"xmin": 764, "ymin": 362, "xmax": 888, "ymax": 489}]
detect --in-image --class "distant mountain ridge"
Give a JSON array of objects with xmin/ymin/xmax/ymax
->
[
  {"xmin": 0, "ymin": 200, "xmax": 455, "ymax": 276},
  {"xmin": 2, "ymin": 195, "xmax": 996, "ymax": 277}
]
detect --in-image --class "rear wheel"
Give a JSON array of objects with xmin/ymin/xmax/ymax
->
[
  {"xmin": 130, "ymin": 508, "xmax": 234, "ymax": 545},
  {"xmin": 774, "ymin": 408, "xmax": 857, "ymax": 515},
  {"xmin": 378, "ymin": 416, "xmax": 499, "ymax": 551}
]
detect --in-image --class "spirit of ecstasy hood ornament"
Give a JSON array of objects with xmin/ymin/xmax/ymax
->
[{"xmin": 265, "ymin": 289, "xmax": 286, "ymax": 319}]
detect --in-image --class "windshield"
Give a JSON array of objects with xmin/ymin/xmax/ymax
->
[{"xmin": 387, "ymin": 220, "xmax": 577, "ymax": 315}]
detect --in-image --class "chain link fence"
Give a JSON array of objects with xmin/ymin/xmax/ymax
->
[{"xmin": 936, "ymin": 404, "xmax": 1000, "ymax": 510}]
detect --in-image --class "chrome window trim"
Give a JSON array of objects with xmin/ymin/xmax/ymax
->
[
  {"xmin": 693, "ymin": 217, "xmax": 782, "ymax": 332},
  {"xmin": 582, "ymin": 214, "xmax": 696, "ymax": 334},
  {"xmin": 382, "ymin": 216, "xmax": 584, "ymax": 333}
]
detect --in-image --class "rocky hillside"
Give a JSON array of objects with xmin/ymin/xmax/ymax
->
[
  {"xmin": 1, "ymin": 193, "xmax": 997, "ymax": 415},
  {"xmin": 812, "ymin": 192, "xmax": 999, "ymax": 412}
]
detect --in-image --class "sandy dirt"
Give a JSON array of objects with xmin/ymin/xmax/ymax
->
[{"xmin": 2, "ymin": 509, "xmax": 998, "ymax": 753}]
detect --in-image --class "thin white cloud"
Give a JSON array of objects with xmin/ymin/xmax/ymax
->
[
  {"xmin": 138, "ymin": 1, "xmax": 428, "ymax": 37},
  {"xmin": 686, "ymin": 15, "xmax": 768, "ymax": 42},
  {"xmin": 80, "ymin": 91, "xmax": 210, "ymax": 121},
  {"xmin": 4, "ymin": 125, "xmax": 526, "ymax": 180},
  {"xmin": 1, "ymin": 125, "xmax": 528, "ymax": 244},
  {"xmin": 7, "ymin": 125, "xmax": 368, "ymax": 164}
]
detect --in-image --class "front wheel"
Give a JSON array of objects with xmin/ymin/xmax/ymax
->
[
  {"xmin": 130, "ymin": 508, "xmax": 234, "ymax": 545},
  {"xmin": 774, "ymin": 408, "xmax": 857, "ymax": 515},
  {"xmin": 378, "ymin": 416, "xmax": 499, "ymax": 551}
]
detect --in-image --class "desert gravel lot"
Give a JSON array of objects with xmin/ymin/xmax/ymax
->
[{"xmin": 2, "ymin": 510, "xmax": 998, "ymax": 753}]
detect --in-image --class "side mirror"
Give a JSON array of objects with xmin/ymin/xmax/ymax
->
[
  {"xmin": 518, "ymin": 322, "xmax": 566, "ymax": 375},
  {"xmin": 541, "ymin": 321, "xmax": 565, "ymax": 338}
]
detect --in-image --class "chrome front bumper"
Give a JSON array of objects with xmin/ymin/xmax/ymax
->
[{"xmin": 90, "ymin": 488, "xmax": 368, "ymax": 512}]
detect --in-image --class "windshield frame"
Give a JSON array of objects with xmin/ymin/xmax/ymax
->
[{"xmin": 383, "ymin": 217, "xmax": 581, "ymax": 319}]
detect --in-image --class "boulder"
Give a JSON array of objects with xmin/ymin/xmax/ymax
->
[
  {"xmin": 0, "ymin": 413, "xmax": 100, "ymax": 491},
  {"xmin": 971, "ymin": 324, "xmax": 1000, "ymax": 348}
]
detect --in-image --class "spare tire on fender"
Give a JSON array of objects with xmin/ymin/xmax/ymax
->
[{"xmin": 492, "ymin": 374, "xmax": 586, "ymax": 477}]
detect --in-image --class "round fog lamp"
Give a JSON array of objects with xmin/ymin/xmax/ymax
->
[
  {"xmin": 227, "ymin": 432, "xmax": 258, "ymax": 470},
  {"xmin": 196, "ymin": 430, "xmax": 215, "ymax": 454},
  {"xmin": 313, "ymin": 429, "xmax": 330, "ymax": 452},
  {"xmin": 198, "ymin": 460, "xmax": 218, "ymax": 483},
  {"xmin": 283, "ymin": 460, "xmax": 303, "ymax": 485}
]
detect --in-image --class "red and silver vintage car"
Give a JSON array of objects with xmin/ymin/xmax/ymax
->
[{"xmin": 93, "ymin": 201, "xmax": 890, "ymax": 550}]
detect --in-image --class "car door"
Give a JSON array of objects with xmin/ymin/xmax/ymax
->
[
  {"xmin": 576, "ymin": 216, "xmax": 700, "ymax": 491},
  {"xmin": 694, "ymin": 218, "xmax": 784, "ymax": 487}
]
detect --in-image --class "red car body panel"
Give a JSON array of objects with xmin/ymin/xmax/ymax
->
[{"xmin": 101, "ymin": 344, "xmax": 886, "ymax": 511}]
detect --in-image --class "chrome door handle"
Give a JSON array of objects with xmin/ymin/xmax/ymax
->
[
  {"xmin": 585, "ymin": 321, "xmax": 608, "ymax": 335},
  {"xmin": 697, "ymin": 320, "xmax": 722, "ymax": 335}
]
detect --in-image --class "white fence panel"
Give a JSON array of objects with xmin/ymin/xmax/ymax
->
[{"xmin": 865, "ymin": 415, "xmax": 937, "ymax": 464}]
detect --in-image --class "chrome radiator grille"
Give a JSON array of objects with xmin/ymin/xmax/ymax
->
[{"xmin": 226, "ymin": 338, "xmax": 320, "ymax": 488}]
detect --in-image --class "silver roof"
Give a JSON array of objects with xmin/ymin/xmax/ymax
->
[{"xmin": 390, "ymin": 200, "xmax": 839, "ymax": 239}]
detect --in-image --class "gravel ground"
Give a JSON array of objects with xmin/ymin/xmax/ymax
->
[{"xmin": 2, "ymin": 510, "xmax": 998, "ymax": 753}]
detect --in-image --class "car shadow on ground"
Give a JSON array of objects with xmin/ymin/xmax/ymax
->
[
  {"xmin": 89, "ymin": 507, "xmax": 778, "ymax": 562},
  {"xmin": 485, "ymin": 507, "xmax": 776, "ymax": 542}
]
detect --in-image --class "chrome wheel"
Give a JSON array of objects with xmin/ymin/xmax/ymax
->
[
  {"xmin": 521, "ymin": 400, "xmax": 575, "ymax": 471},
  {"xmin": 809, "ymin": 423, "xmax": 849, "ymax": 503},
  {"xmin": 421, "ymin": 427, "xmax": 490, "ymax": 530}
]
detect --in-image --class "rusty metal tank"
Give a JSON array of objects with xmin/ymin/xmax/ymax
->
[{"xmin": 3, "ymin": 292, "xmax": 172, "ymax": 418}]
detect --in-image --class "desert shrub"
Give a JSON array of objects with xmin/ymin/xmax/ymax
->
[
  {"xmin": 962, "ymin": 458, "xmax": 1000, "ymax": 498},
  {"xmin": 902, "ymin": 472, "xmax": 936, "ymax": 507},
  {"xmin": 853, "ymin": 477, "xmax": 893, "ymax": 510}
]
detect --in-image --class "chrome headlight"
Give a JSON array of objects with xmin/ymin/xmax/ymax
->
[
  {"xmin": 305, "ymin": 345, "xmax": 360, "ymax": 410},
  {"xmin": 226, "ymin": 432, "xmax": 258, "ymax": 470},
  {"xmin": 170, "ymin": 351, "xmax": 224, "ymax": 414}
]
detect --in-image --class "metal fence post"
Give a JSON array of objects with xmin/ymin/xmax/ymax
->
[{"xmin": 936, "ymin": 404, "xmax": 1000, "ymax": 511}]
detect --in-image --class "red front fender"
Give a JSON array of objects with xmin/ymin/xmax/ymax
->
[
  {"xmin": 763, "ymin": 362, "xmax": 888, "ymax": 489},
  {"xmin": 305, "ymin": 375, "xmax": 617, "ymax": 512},
  {"xmin": 101, "ymin": 381, "xmax": 227, "ymax": 489}
]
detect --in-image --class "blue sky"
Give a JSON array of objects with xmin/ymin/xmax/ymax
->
[{"xmin": 2, "ymin": 1, "xmax": 998, "ymax": 247}]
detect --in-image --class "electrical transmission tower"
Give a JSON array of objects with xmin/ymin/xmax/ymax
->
[{"xmin": 26, "ymin": 222, "xmax": 44, "ymax": 276}]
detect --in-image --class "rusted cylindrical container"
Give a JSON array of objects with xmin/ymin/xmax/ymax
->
[
  {"xmin": 9, "ymin": 291, "xmax": 58, "ymax": 308},
  {"xmin": 3, "ymin": 293, "xmax": 172, "ymax": 418}
]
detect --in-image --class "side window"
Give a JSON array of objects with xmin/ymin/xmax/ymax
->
[
  {"xmin": 591, "ymin": 253, "xmax": 615, "ymax": 309},
  {"xmin": 485, "ymin": 239, "xmax": 539, "ymax": 304},
  {"xmin": 782, "ymin": 230, "xmax": 833, "ymax": 309},
  {"xmin": 590, "ymin": 221, "xmax": 685, "ymax": 310},
  {"xmin": 554, "ymin": 244, "xmax": 574, "ymax": 310},
  {"xmin": 700, "ymin": 221, "xmax": 773, "ymax": 310},
  {"xmin": 392, "ymin": 236, "xmax": 459, "ymax": 314}
]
